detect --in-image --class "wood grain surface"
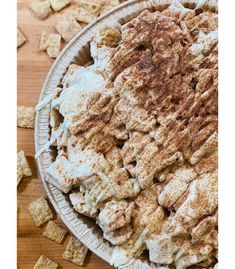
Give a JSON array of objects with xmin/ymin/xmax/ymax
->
[{"xmin": 17, "ymin": 1, "xmax": 113, "ymax": 268}]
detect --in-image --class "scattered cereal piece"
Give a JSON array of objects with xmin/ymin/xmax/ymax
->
[
  {"xmin": 43, "ymin": 220, "xmax": 67, "ymax": 243},
  {"xmin": 63, "ymin": 236, "xmax": 88, "ymax": 266},
  {"xmin": 33, "ymin": 255, "xmax": 58, "ymax": 269},
  {"xmin": 28, "ymin": 197, "xmax": 53, "ymax": 227},
  {"xmin": 17, "ymin": 151, "xmax": 32, "ymax": 176},
  {"xmin": 30, "ymin": 0, "xmax": 51, "ymax": 20},
  {"xmin": 17, "ymin": 106, "xmax": 35, "ymax": 128},
  {"xmin": 17, "ymin": 151, "xmax": 32, "ymax": 186},
  {"xmin": 17, "ymin": 28, "xmax": 26, "ymax": 48},
  {"xmin": 97, "ymin": 26, "xmax": 121, "ymax": 47},
  {"xmin": 49, "ymin": 0, "xmax": 71, "ymax": 12},
  {"xmin": 55, "ymin": 15, "xmax": 82, "ymax": 42},
  {"xmin": 39, "ymin": 32, "xmax": 61, "ymax": 58},
  {"xmin": 39, "ymin": 31, "xmax": 49, "ymax": 51},
  {"xmin": 73, "ymin": 0, "xmax": 100, "ymax": 24},
  {"xmin": 47, "ymin": 34, "xmax": 61, "ymax": 58}
]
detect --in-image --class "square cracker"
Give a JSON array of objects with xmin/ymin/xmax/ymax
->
[
  {"xmin": 40, "ymin": 32, "xmax": 61, "ymax": 58},
  {"xmin": 30, "ymin": 0, "xmax": 51, "ymax": 20},
  {"xmin": 49, "ymin": 0, "xmax": 71, "ymax": 12},
  {"xmin": 17, "ymin": 151, "xmax": 32, "ymax": 186},
  {"xmin": 73, "ymin": 0, "xmax": 101, "ymax": 24},
  {"xmin": 55, "ymin": 15, "xmax": 82, "ymax": 42},
  {"xmin": 17, "ymin": 28, "xmax": 26, "ymax": 48},
  {"xmin": 43, "ymin": 220, "xmax": 67, "ymax": 243},
  {"xmin": 63, "ymin": 236, "xmax": 88, "ymax": 266},
  {"xmin": 39, "ymin": 31, "xmax": 49, "ymax": 51},
  {"xmin": 17, "ymin": 106, "xmax": 35, "ymax": 128},
  {"xmin": 33, "ymin": 255, "xmax": 58, "ymax": 269},
  {"xmin": 47, "ymin": 33, "xmax": 61, "ymax": 58},
  {"xmin": 28, "ymin": 197, "xmax": 53, "ymax": 227}
]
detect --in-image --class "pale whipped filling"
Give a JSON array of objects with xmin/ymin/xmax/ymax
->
[
  {"xmin": 51, "ymin": 66, "xmax": 106, "ymax": 129},
  {"xmin": 111, "ymin": 228, "xmax": 150, "ymax": 267},
  {"xmin": 190, "ymin": 30, "xmax": 218, "ymax": 56},
  {"xmin": 110, "ymin": 247, "xmax": 130, "ymax": 267},
  {"xmin": 35, "ymin": 47, "xmax": 109, "ymax": 158}
]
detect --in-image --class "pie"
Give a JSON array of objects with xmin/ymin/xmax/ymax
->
[{"xmin": 36, "ymin": 1, "xmax": 218, "ymax": 268}]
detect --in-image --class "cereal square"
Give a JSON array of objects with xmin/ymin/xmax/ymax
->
[
  {"xmin": 63, "ymin": 236, "xmax": 88, "ymax": 266},
  {"xmin": 17, "ymin": 106, "xmax": 35, "ymax": 128},
  {"xmin": 17, "ymin": 151, "xmax": 32, "ymax": 178},
  {"xmin": 55, "ymin": 15, "xmax": 82, "ymax": 42},
  {"xmin": 43, "ymin": 220, "xmax": 67, "ymax": 243},
  {"xmin": 73, "ymin": 0, "xmax": 100, "ymax": 24},
  {"xmin": 49, "ymin": 0, "xmax": 71, "ymax": 12},
  {"xmin": 33, "ymin": 255, "xmax": 58, "ymax": 269},
  {"xmin": 30, "ymin": 0, "xmax": 51, "ymax": 20},
  {"xmin": 39, "ymin": 32, "xmax": 61, "ymax": 58},
  {"xmin": 47, "ymin": 34, "xmax": 61, "ymax": 58},
  {"xmin": 39, "ymin": 31, "xmax": 49, "ymax": 51},
  {"xmin": 97, "ymin": 26, "xmax": 121, "ymax": 47},
  {"xmin": 28, "ymin": 197, "xmax": 53, "ymax": 227}
]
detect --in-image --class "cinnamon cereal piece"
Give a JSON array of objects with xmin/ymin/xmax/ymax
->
[
  {"xmin": 39, "ymin": 31, "xmax": 49, "ymax": 51},
  {"xmin": 33, "ymin": 255, "xmax": 58, "ymax": 269},
  {"xmin": 55, "ymin": 15, "xmax": 82, "ymax": 42},
  {"xmin": 63, "ymin": 236, "xmax": 88, "ymax": 266},
  {"xmin": 97, "ymin": 26, "xmax": 121, "ymax": 47},
  {"xmin": 47, "ymin": 34, "xmax": 61, "ymax": 58},
  {"xmin": 46, "ymin": 155, "xmax": 75, "ymax": 193},
  {"xmin": 17, "ymin": 151, "xmax": 32, "ymax": 186},
  {"xmin": 49, "ymin": 0, "xmax": 71, "ymax": 12},
  {"xmin": 39, "ymin": 32, "xmax": 61, "ymax": 58},
  {"xmin": 17, "ymin": 151, "xmax": 32, "ymax": 177},
  {"xmin": 17, "ymin": 106, "xmax": 35, "ymax": 128},
  {"xmin": 73, "ymin": 0, "xmax": 100, "ymax": 24},
  {"xmin": 46, "ymin": 35, "xmax": 61, "ymax": 58},
  {"xmin": 30, "ymin": 1, "xmax": 51, "ymax": 20},
  {"xmin": 43, "ymin": 220, "xmax": 67, "ymax": 243},
  {"xmin": 28, "ymin": 197, "xmax": 53, "ymax": 227},
  {"xmin": 17, "ymin": 28, "xmax": 26, "ymax": 48}
]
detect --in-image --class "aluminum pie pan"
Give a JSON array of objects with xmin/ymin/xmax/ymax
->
[{"xmin": 35, "ymin": 0, "xmax": 218, "ymax": 268}]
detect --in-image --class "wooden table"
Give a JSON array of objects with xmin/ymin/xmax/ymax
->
[{"xmin": 17, "ymin": 1, "xmax": 113, "ymax": 268}]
